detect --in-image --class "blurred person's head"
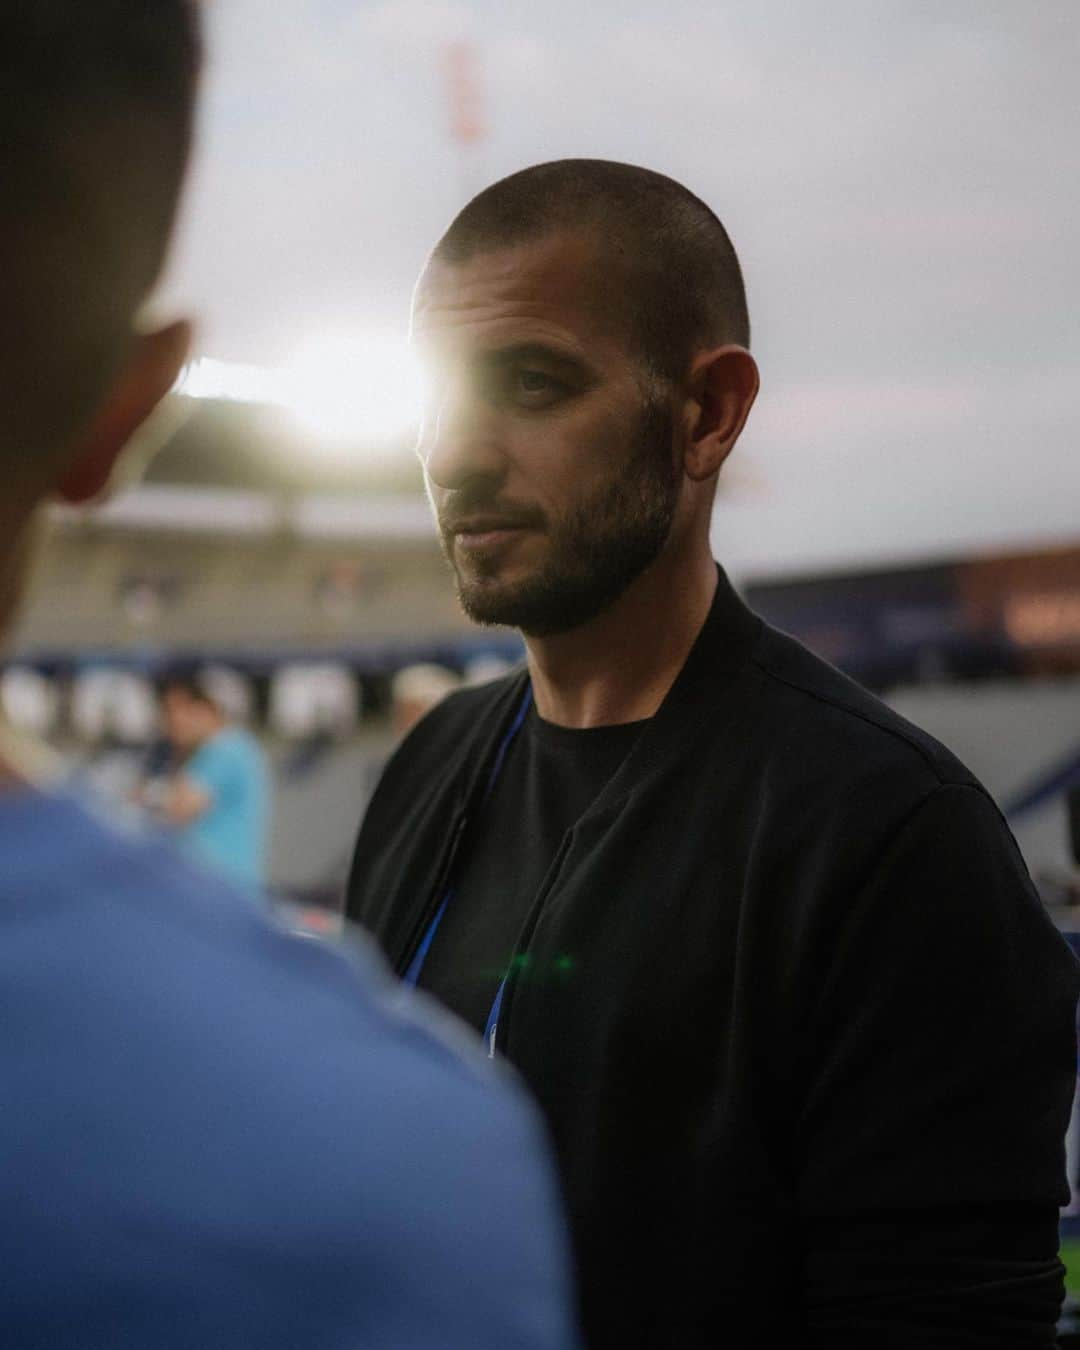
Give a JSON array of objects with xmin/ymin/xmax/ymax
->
[
  {"xmin": 0, "ymin": 1, "xmax": 201, "ymax": 642},
  {"xmin": 413, "ymin": 159, "xmax": 759, "ymax": 638},
  {"xmin": 391, "ymin": 664, "xmax": 461, "ymax": 737},
  {"xmin": 161, "ymin": 674, "xmax": 225, "ymax": 755},
  {"xmin": 462, "ymin": 655, "xmax": 517, "ymax": 687}
]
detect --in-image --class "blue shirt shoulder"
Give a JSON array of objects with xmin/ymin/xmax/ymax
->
[{"xmin": 0, "ymin": 789, "xmax": 579, "ymax": 1350}]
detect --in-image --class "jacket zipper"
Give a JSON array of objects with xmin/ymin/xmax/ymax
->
[
  {"xmin": 394, "ymin": 809, "xmax": 469, "ymax": 976},
  {"xmin": 491, "ymin": 827, "xmax": 575, "ymax": 1055},
  {"xmin": 398, "ymin": 686, "xmax": 532, "ymax": 981}
]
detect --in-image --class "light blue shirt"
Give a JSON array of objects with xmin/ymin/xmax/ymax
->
[
  {"xmin": 0, "ymin": 789, "xmax": 580, "ymax": 1350},
  {"xmin": 181, "ymin": 726, "xmax": 269, "ymax": 887}
]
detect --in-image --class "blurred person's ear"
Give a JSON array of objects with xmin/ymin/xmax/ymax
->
[{"xmin": 56, "ymin": 320, "xmax": 192, "ymax": 505}]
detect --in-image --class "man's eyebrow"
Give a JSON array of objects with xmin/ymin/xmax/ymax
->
[{"xmin": 477, "ymin": 341, "xmax": 591, "ymax": 374}]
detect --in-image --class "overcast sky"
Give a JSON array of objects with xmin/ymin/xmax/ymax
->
[{"xmin": 158, "ymin": 1, "xmax": 1079, "ymax": 576}]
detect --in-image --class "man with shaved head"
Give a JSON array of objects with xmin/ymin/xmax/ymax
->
[
  {"xmin": 0, "ymin": 9, "xmax": 580, "ymax": 1347},
  {"xmin": 348, "ymin": 160, "xmax": 1079, "ymax": 1348}
]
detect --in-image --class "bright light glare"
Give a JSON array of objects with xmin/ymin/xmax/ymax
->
[
  {"xmin": 284, "ymin": 334, "xmax": 424, "ymax": 448},
  {"xmin": 173, "ymin": 336, "xmax": 424, "ymax": 450},
  {"xmin": 175, "ymin": 358, "xmax": 281, "ymax": 406}
]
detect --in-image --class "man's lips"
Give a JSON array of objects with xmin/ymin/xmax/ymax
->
[
  {"xmin": 456, "ymin": 527, "xmax": 529, "ymax": 550},
  {"xmin": 447, "ymin": 516, "xmax": 537, "ymax": 536},
  {"xmin": 445, "ymin": 517, "xmax": 540, "ymax": 555}
]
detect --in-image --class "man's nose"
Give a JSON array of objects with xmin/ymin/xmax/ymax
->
[{"xmin": 419, "ymin": 381, "xmax": 505, "ymax": 492}]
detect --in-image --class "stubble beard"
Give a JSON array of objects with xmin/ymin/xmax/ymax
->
[{"xmin": 440, "ymin": 398, "xmax": 679, "ymax": 638}]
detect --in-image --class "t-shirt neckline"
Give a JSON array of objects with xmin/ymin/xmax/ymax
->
[{"xmin": 525, "ymin": 703, "xmax": 649, "ymax": 753}]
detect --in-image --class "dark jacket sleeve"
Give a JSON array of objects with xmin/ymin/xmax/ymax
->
[{"xmin": 794, "ymin": 782, "xmax": 1079, "ymax": 1347}]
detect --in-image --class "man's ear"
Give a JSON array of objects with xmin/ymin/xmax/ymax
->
[
  {"xmin": 683, "ymin": 346, "xmax": 760, "ymax": 483},
  {"xmin": 56, "ymin": 320, "xmax": 192, "ymax": 505}
]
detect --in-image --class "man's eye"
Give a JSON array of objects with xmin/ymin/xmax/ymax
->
[
  {"xmin": 518, "ymin": 370, "xmax": 552, "ymax": 391},
  {"xmin": 513, "ymin": 369, "xmax": 565, "ymax": 404}
]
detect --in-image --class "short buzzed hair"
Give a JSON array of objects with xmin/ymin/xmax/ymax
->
[
  {"xmin": 0, "ymin": 0, "xmax": 201, "ymax": 461},
  {"xmin": 434, "ymin": 160, "xmax": 750, "ymax": 383}
]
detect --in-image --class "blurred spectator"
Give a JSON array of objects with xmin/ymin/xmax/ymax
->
[
  {"xmin": 391, "ymin": 661, "xmax": 461, "ymax": 736},
  {"xmin": 157, "ymin": 672, "xmax": 270, "ymax": 888},
  {"xmin": 464, "ymin": 654, "xmax": 518, "ymax": 687},
  {"xmin": 269, "ymin": 662, "xmax": 359, "ymax": 741},
  {"xmin": 0, "ymin": 667, "xmax": 59, "ymax": 740},
  {"xmin": 72, "ymin": 668, "xmax": 158, "ymax": 746}
]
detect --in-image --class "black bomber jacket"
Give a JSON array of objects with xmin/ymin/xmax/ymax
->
[{"xmin": 347, "ymin": 567, "xmax": 1079, "ymax": 1349}]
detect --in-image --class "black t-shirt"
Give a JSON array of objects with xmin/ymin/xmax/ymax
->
[{"xmin": 418, "ymin": 704, "xmax": 645, "ymax": 1033}]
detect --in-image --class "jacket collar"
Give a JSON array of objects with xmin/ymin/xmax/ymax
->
[
  {"xmin": 585, "ymin": 563, "xmax": 762, "ymax": 813},
  {"xmin": 463, "ymin": 563, "xmax": 762, "ymax": 817}
]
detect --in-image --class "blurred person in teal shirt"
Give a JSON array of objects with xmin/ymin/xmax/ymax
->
[{"xmin": 160, "ymin": 672, "xmax": 270, "ymax": 887}]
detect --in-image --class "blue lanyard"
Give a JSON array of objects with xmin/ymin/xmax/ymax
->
[{"xmin": 403, "ymin": 686, "xmax": 533, "ymax": 1058}]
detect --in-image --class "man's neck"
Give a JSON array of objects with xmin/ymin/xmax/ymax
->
[{"xmin": 524, "ymin": 547, "xmax": 718, "ymax": 729}]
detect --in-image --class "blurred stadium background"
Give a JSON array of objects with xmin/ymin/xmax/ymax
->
[
  {"xmin": 12, "ymin": 427, "xmax": 1080, "ymax": 910},
  {"xmin": 5, "ymin": 0, "xmax": 1078, "ymax": 910}
]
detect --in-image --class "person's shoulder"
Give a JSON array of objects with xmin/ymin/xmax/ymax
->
[
  {"xmin": 0, "ymin": 786, "xmax": 528, "ymax": 1132},
  {"xmin": 730, "ymin": 631, "xmax": 1066, "ymax": 964},
  {"xmin": 0, "ymin": 791, "xmax": 578, "ymax": 1349},
  {"xmin": 193, "ymin": 727, "xmax": 266, "ymax": 792},
  {"xmin": 213, "ymin": 725, "xmax": 264, "ymax": 765},
  {"xmin": 747, "ymin": 622, "xmax": 978, "ymax": 794},
  {"xmin": 697, "ymin": 620, "xmax": 1005, "ymax": 865}
]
